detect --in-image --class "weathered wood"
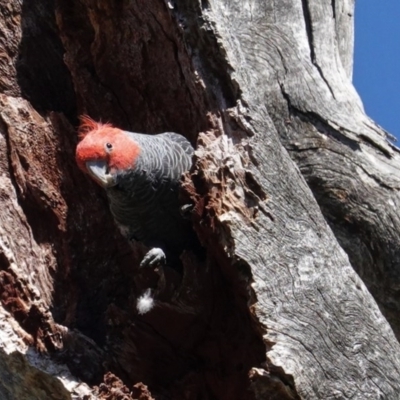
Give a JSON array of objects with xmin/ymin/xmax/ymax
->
[
  {"xmin": 0, "ymin": 304, "xmax": 93, "ymax": 399},
  {"xmin": 178, "ymin": 0, "xmax": 400, "ymax": 397},
  {"xmin": 1, "ymin": 0, "xmax": 400, "ymax": 399},
  {"xmin": 214, "ymin": 0, "xmax": 400, "ymax": 338}
]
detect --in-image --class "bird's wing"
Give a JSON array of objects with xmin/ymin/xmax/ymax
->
[{"xmin": 159, "ymin": 132, "xmax": 194, "ymax": 157}]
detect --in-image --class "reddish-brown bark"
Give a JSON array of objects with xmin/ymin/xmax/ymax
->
[
  {"xmin": 0, "ymin": 1, "xmax": 270, "ymax": 398},
  {"xmin": 2, "ymin": 1, "xmax": 400, "ymax": 399}
]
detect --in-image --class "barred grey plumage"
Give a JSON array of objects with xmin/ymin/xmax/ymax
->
[
  {"xmin": 107, "ymin": 131, "xmax": 195, "ymax": 255},
  {"xmin": 76, "ymin": 117, "xmax": 199, "ymax": 268}
]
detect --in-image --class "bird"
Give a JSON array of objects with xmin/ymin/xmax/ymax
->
[{"xmin": 75, "ymin": 115, "xmax": 197, "ymax": 269}]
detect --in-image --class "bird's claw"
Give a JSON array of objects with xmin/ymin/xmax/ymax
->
[
  {"xmin": 140, "ymin": 248, "xmax": 166, "ymax": 268},
  {"xmin": 180, "ymin": 203, "xmax": 194, "ymax": 219}
]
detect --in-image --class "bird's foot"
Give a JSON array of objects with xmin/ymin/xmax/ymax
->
[
  {"xmin": 180, "ymin": 203, "xmax": 194, "ymax": 219},
  {"xmin": 140, "ymin": 247, "xmax": 166, "ymax": 268},
  {"xmin": 136, "ymin": 249, "xmax": 167, "ymax": 314}
]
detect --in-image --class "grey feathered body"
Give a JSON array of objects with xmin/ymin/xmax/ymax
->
[{"xmin": 106, "ymin": 131, "xmax": 195, "ymax": 255}]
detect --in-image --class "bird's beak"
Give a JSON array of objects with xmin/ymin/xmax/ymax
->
[{"xmin": 86, "ymin": 160, "xmax": 116, "ymax": 188}]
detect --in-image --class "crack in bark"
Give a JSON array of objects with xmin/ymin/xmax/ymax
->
[
  {"xmin": 357, "ymin": 133, "xmax": 394, "ymax": 159},
  {"xmin": 293, "ymin": 143, "xmax": 396, "ymax": 191},
  {"xmin": 314, "ymin": 62, "xmax": 336, "ymax": 99},
  {"xmin": 279, "ymin": 83, "xmax": 356, "ymax": 148},
  {"xmin": 278, "ymin": 82, "xmax": 395, "ymax": 162},
  {"xmin": 300, "ymin": 0, "xmax": 336, "ymax": 99},
  {"xmin": 200, "ymin": 0, "xmax": 209, "ymax": 10},
  {"xmin": 278, "ymin": 83, "xmax": 400, "ymax": 190},
  {"xmin": 275, "ymin": 47, "xmax": 288, "ymax": 76},
  {"xmin": 174, "ymin": 0, "xmax": 240, "ymax": 109},
  {"xmin": 149, "ymin": 8, "xmax": 198, "ymax": 116},
  {"xmin": 300, "ymin": 0, "xmax": 316, "ymax": 65},
  {"xmin": 0, "ymin": 115, "xmax": 20, "ymax": 199}
]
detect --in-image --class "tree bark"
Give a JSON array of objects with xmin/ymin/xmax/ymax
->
[{"xmin": 1, "ymin": 0, "xmax": 400, "ymax": 399}]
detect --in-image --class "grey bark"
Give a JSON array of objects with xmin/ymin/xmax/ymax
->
[
  {"xmin": 219, "ymin": 0, "xmax": 400, "ymax": 338},
  {"xmin": 171, "ymin": 0, "xmax": 400, "ymax": 398},
  {"xmin": 0, "ymin": 0, "xmax": 400, "ymax": 399}
]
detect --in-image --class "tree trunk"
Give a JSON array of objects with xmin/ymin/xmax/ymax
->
[{"xmin": 1, "ymin": 0, "xmax": 400, "ymax": 399}]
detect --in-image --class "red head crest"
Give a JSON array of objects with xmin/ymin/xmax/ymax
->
[
  {"xmin": 75, "ymin": 115, "xmax": 141, "ymax": 183},
  {"xmin": 78, "ymin": 115, "xmax": 111, "ymax": 139}
]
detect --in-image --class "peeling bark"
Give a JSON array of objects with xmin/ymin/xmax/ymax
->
[{"xmin": 1, "ymin": 0, "xmax": 400, "ymax": 399}]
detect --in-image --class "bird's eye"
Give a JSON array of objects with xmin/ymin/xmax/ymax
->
[{"xmin": 106, "ymin": 143, "xmax": 113, "ymax": 151}]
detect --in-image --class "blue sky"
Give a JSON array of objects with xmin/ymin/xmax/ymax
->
[{"xmin": 353, "ymin": 1, "xmax": 400, "ymax": 140}]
